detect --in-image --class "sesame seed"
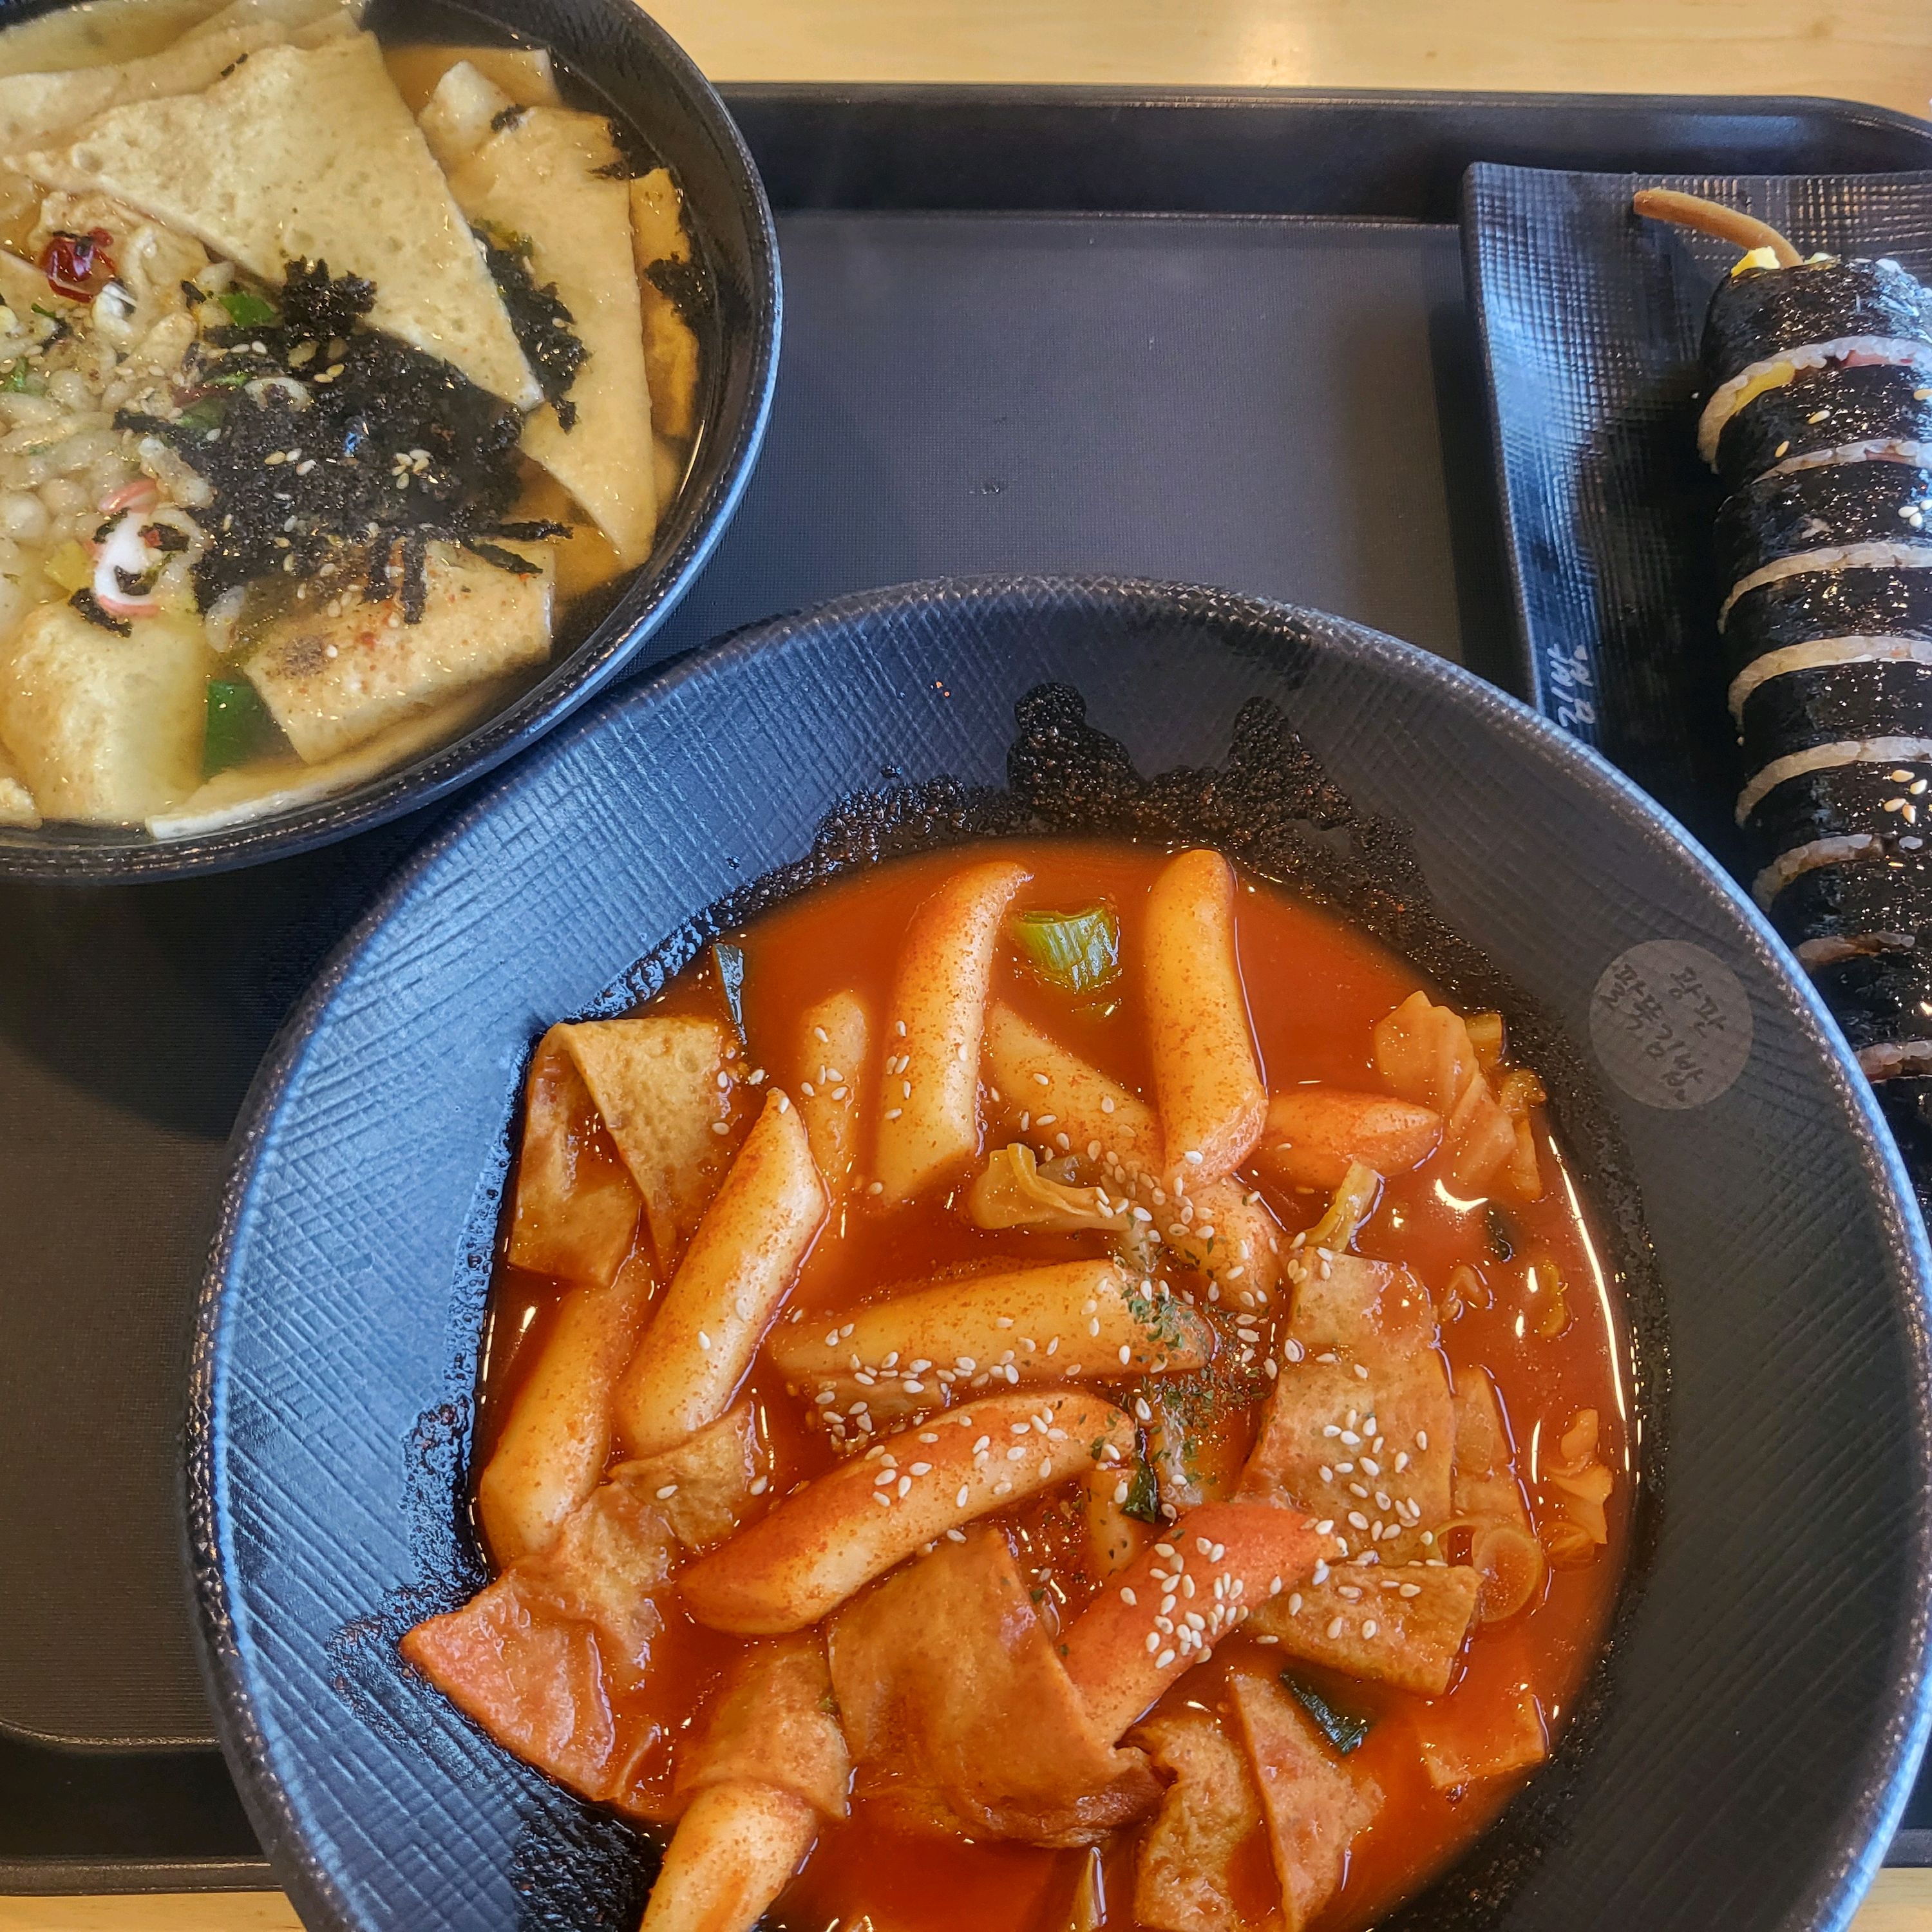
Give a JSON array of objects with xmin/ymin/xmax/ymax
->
[
  {"xmin": 1326, "ymin": 1616, "xmax": 1345, "ymax": 1639},
  {"xmin": 697, "ymin": 1331, "xmax": 712, "ymax": 1351},
  {"xmin": 655, "ymin": 1484, "xmax": 678, "ymax": 1499},
  {"xmin": 867, "ymin": 1180, "xmax": 884, "ymax": 1195},
  {"xmin": 1157, "ymin": 1649, "xmax": 1176, "ymax": 1668},
  {"xmin": 749, "ymin": 1476, "xmax": 769, "ymax": 1495}
]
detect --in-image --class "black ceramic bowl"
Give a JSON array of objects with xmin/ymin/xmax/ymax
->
[
  {"xmin": 192, "ymin": 580, "xmax": 1932, "ymax": 1931},
  {"xmin": 0, "ymin": 0, "xmax": 779, "ymax": 881}
]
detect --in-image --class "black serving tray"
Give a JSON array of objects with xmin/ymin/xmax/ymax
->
[{"xmin": 7, "ymin": 82, "xmax": 1932, "ymax": 1895}]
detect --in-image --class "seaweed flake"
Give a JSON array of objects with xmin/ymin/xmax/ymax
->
[
  {"xmin": 475, "ymin": 228, "xmax": 585, "ymax": 423},
  {"xmin": 68, "ymin": 587, "xmax": 129, "ymax": 634},
  {"xmin": 116, "ymin": 260, "xmax": 540, "ymax": 620},
  {"xmin": 644, "ymin": 254, "xmax": 710, "ymax": 325}
]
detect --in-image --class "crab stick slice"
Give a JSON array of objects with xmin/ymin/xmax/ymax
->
[
  {"xmin": 1060, "ymin": 1501, "xmax": 1324, "ymax": 1743},
  {"xmin": 681, "ymin": 1389, "xmax": 1135, "ymax": 1634},
  {"xmin": 477, "ymin": 1255, "xmax": 656, "ymax": 1563},
  {"xmin": 796, "ymin": 990, "xmax": 871, "ymax": 1200},
  {"xmin": 768, "ymin": 1258, "xmax": 1213, "ymax": 1404},
  {"xmin": 616, "ymin": 1092, "xmax": 826, "ymax": 1458},
  {"xmin": 873, "ymin": 858, "xmax": 1031, "ymax": 1203},
  {"xmin": 1252, "ymin": 1088, "xmax": 1443, "ymax": 1193},
  {"xmin": 638, "ymin": 1780, "xmax": 816, "ymax": 1932},
  {"xmin": 1144, "ymin": 849, "xmax": 1266, "ymax": 1187}
]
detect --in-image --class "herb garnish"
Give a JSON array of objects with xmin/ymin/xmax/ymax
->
[
  {"xmin": 1282, "ymin": 1674, "xmax": 1372, "ymax": 1755},
  {"xmin": 118, "ymin": 260, "xmax": 560, "ymax": 624}
]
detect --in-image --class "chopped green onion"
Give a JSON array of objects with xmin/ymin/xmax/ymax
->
[
  {"xmin": 178, "ymin": 395, "xmax": 227, "ymax": 431},
  {"xmin": 205, "ymin": 368, "xmax": 252, "ymax": 387},
  {"xmin": 3, "ymin": 360, "xmax": 40, "ymax": 393},
  {"xmin": 1121, "ymin": 1460, "xmax": 1161, "ymax": 1525},
  {"xmin": 202, "ymin": 676, "xmax": 281, "ymax": 777},
  {"xmin": 712, "ymin": 940, "xmax": 747, "ymax": 1043},
  {"xmin": 1008, "ymin": 904, "xmax": 1121, "ymax": 994},
  {"xmin": 1282, "ymin": 1674, "xmax": 1371, "ymax": 1756},
  {"xmin": 216, "ymin": 288, "xmax": 279, "ymax": 328}
]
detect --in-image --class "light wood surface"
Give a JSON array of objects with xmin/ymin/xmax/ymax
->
[
  {"xmin": 652, "ymin": 0, "xmax": 1932, "ymax": 122},
  {"xmin": 12, "ymin": 0, "xmax": 1931, "ymax": 1927},
  {"xmin": 7, "ymin": 1871, "xmax": 1932, "ymax": 1930}
]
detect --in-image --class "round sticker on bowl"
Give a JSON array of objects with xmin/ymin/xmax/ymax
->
[{"xmin": 1590, "ymin": 940, "xmax": 1753, "ymax": 1108}]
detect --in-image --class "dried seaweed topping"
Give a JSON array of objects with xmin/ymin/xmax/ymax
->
[
  {"xmin": 645, "ymin": 253, "xmax": 710, "ymax": 325},
  {"xmin": 117, "ymin": 259, "xmax": 538, "ymax": 619},
  {"xmin": 475, "ymin": 226, "xmax": 585, "ymax": 428}
]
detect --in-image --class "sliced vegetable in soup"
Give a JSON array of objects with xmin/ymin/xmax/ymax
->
[
  {"xmin": 0, "ymin": 0, "xmax": 708, "ymax": 838},
  {"xmin": 402, "ymin": 840, "xmax": 1632, "ymax": 1932}
]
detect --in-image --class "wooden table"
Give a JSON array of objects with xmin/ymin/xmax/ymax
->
[{"xmin": 8, "ymin": 1, "xmax": 1929, "ymax": 1927}]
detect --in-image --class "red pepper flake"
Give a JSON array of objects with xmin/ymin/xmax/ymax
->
[{"xmin": 41, "ymin": 227, "xmax": 116, "ymax": 302}]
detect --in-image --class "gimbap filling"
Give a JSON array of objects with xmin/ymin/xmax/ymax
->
[
  {"xmin": 1739, "ymin": 657, "xmax": 1932, "ymax": 768},
  {"xmin": 1725, "ymin": 565, "xmax": 1932, "ymax": 667},
  {"xmin": 1694, "ymin": 256, "xmax": 1932, "ymax": 460},
  {"xmin": 1714, "ymin": 461, "xmax": 1932, "ymax": 591},
  {"xmin": 1719, "ymin": 543, "xmax": 1932, "ymax": 629},
  {"xmin": 1716, "ymin": 360, "xmax": 1932, "ymax": 491}
]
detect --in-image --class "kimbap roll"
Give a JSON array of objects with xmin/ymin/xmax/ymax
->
[
  {"xmin": 1714, "ymin": 361, "xmax": 1932, "ymax": 493},
  {"xmin": 1697, "ymin": 256, "xmax": 1932, "ymax": 466},
  {"xmin": 1723, "ymin": 565, "xmax": 1932, "ymax": 687},
  {"xmin": 1765, "ymin": 852, "xmax": 1932, "ymax": 960},
  {"xmin": 1745, "ymin": 755, "xmax": 1932, "ymax": 890},
  {"xmin": 1739, "ymin": 657, "xmax": 1932, "ymax": 772},
  {"xmin": 1808, "ymin": 947, "xmax": 1932, "ymax": 1072},
  {"xmin": 1714, "ymin": 461, "xmax": 1932, "ymax": 607},
  {"xmin": 1638, "ymin": 186, "xmax": 1932, "ymax": 1102}
]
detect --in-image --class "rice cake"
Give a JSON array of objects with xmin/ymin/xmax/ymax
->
[
  {"xmin": 243, "ymin": 542, "xmax": 552, "ymax": 762},
  {"xmin": 0, "ymin": 602, "xmax": 209, "ymax": 823},
  {"xmin": 15, "ymin": 32, "xmax": 540, "ymax": 409},
  {"xmin": 448, "ymin": 105, "xmax": 656, "ymax": 564}
]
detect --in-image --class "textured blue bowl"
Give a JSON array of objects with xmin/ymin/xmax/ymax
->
[
  {"xmin": 0, "ymin": 0, "xmax": 781, "ymax": 881},
  {"xmin": 191, "ymin": 578, "xmax": 1932, "ymax": 1931}
]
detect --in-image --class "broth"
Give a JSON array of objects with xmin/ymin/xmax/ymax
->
[
  {"xmin": 0, "ymin": 0, "xmax": 710, "ymax": 839},
  {"xmin": 464, "ymin": 840, "xmax": 1631, "ymax": 1932}
]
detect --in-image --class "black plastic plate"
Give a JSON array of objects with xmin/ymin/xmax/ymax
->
[{"xmin": 8, "ymin": 84, "xmax": 1932, "ymax": 1893}]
